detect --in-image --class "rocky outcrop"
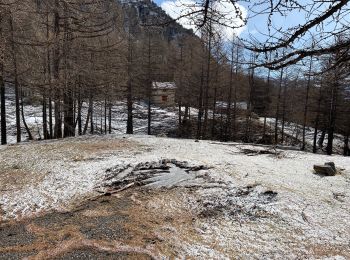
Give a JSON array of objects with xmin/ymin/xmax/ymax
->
[{"xmin": 120, "ymin": 0, "xmax": 193, "ymax": 40}]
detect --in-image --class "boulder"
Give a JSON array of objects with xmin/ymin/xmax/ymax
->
[
  {"xmin": 325, "ymin": 162, "xmax": 336, "ymax": 171},
  {"xmin": 313, "ymin": 163, "xmax": 337, "ymax": 176}
]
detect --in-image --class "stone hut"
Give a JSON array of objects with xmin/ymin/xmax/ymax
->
[{"xmin": 151, "ymin": 82, "xmax": 176, "ymax": 107}]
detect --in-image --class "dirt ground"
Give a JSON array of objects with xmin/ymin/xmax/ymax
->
[{"xmin": 0, "ymin": 186, "xmax": 208, "ymax": 260}]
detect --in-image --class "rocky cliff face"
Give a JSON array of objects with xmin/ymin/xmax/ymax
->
[{"xmin": 119, "ymin": 0, "xmax": 193, "ymax": 40}]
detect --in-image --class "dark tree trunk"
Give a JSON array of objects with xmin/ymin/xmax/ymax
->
[
  {"xmin": 302, "ymin": 57, "xmax": 313, "ymax": 150},
  {"xmin": 20, "ymin": 89, "xmax": 33, "ymax": 141},
  {"xmin": 100, "ymin": 102, "xmax": 103, "ymax": 134},
  {"xmin": 77, "ymin": 86, "xmax": 82, "ymax": 136},
  {"xmin": 178, "ymin": 101, "xmax": 182, "ymax": 131},
  {"xmin": 203, "ymin": 21, "xmax": 212, "ymax": 138},
  {"xmin": 126, "ymin": 81, "xmax": 133, "ymax": 134},
  {"xmin": 53, "ymin": 0, "xmax": 61, "ymax": 139},
  {"xmin": 184, "ymin": 106, "xmax": 189, "ymax": 121},
  {"xmin": 244, "ymin": 54, "xmax": 255, "ymax": 143},
  {"xmin": 343, "ymin": 135, "xmax": 349, "ymax": 156},
  {"xmin": 48, "ymin": 96, "xmax": 53, "ymax": 138},
  {"xmin": 89, "ymin": 93, "xmax": 94, "ymax": 134},
  {"xmin": 263, "ymin": 56, "xmax": 271, "ymax": 139},
  {"xmin": 9, "ymin": 14, "xmax": 21, "ymax": 143},
  {"xmin": 42, "ymin": 91, "xmax": 48, "ymax": 139},
  {"xmin": 197, "ymin": 64, "xmax": 204, "ymax": 140},
  {"xmin": 54, "ymin": 99, "xmax": 62, "ymax": 138},
  {"xmin": 63, "ymin": 89, "xmax": 75, "ymax": 137},
  {"xmin": 178, "ymin": 45, "xmax": 183, "ymax": 132},
  {"xmin": 326, "ymin": 126, "xmax": 335, "ymax": 155},
  {"xmin": 313, "ymin": 85, "xmax": 323, "ymax": 153},
  {"xmin": 274, "ymin": 68, "xmax": 284, "ymax": 145},
  {"xmin": 147, "ymin": 31, "xmax": 152, "ymax": 136},
  {"xmin": 225, "ymin": 45, "xmax": 234, "ymax": 141},
  {"xmin": 318, "ymin": 130, "xmax": 326, "ymax": 148},
  {"xmin": 326, "ymin": 81, "xmax": 338, "ymax": 155},
  {"xmin": 312, "ymin": 127, "xmax": 318, "ymax": 153},
  {"xmin": 108, "ymin": 103, "xmax": 112, "ymax": 134},
  {"xmin": 281, "ymin": 78, "xmax": 287, "ymax": 144},
  {"xmin": 211, "ymin": 66, "xmax": 218, "ymax": 138},
  {"xmin": 104, "ymin": 98, "xmax": 107, "ymax": 134},
  {"xmin": 83, "ymin": 101, "xmax": 91, "ymax": 136},
  {"xmin": 0, "ymin": 13, "xmax": 6, "ymax": 145},
  {"xmin": 126, "ymin": 30, "xmax": 133, "ymax": 134},
  {"xmin": 62, "ymin": 2, "xmax": 74, "ymax": 138},
  {"xmin": 46, "ymin": 3, "xmax": 53, "ymax": 139},
  {"xmin": 0, "ymin": 70, "xmax": 5, "ymax": 145}
]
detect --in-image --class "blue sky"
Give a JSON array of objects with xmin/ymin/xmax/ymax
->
[{"xmin": 153, "ymin": 0, "xmax": 315, "ymax": 44}]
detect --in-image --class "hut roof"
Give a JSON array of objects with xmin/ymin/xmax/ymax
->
[{"xmin": 152, "ymin": 82, "xmax": 177, "ymax": 90}]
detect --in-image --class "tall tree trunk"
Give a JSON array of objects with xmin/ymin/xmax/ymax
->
[
  {"xmin": 263, "ymin": 55, "xmax": 271, "ymax": 139},
  {"xmin": 203, "ymin": 20, "xmax": 212, "ymax": 138},
  {"xmin": 126, "ymin": 80, "xmax": 133, "ymax": 134},
  {"xmin": 274, "ymin": 67, "xmax": 284, "ymax": 145},
  {"xmin": 211, "ymin": 66, "xmax": 218, "ymax": 138},
  {"xmin": 100, "ymin": 102, "xmax": 103, "ymax": 134},
  {"xmin": 53, "ymin": 0, "xmax": 62, "ymax": 139},
  {"xmin": 313, "ymin": 84, "xmax": 323, "ymax": 153},
  {"xmin": 225, "ymin": 40, "xmax": 234, "ymax": 141},
  {"xmin": 63, "ymin": 89, "xmax": 74, "ymax": 137},
  {"xmin": 108, "ymin": 102, "xmax": 112, "ymax": 134},
  {"xmin": 126, "ymin": 29, "xmax": 133, "ymax": 134},
  {"xmin": 63, "ymin": 2, "xmax": 74, "ymax": 138},
  {"xmin": 183, "ymin": 106, "xmax": 189, "ymax": 121},
  {"xmin": 302, "ymin": 56, "xmax": 313, "ymax": 150},
  {"xmin": 54, "ymin": 100, "xmax": 62, "ymax": 138},
  {"xmin": 9, "ymin": 14, "xmax": 21, "ymax": 142},
  {"xmin": 20, "ymin": 88, "xmax": 33, "ymax": 141},
  {"xmin": 343, "ymin": 135, "xmax": 349, "ymax": 156},
  {"xmin": 42, "ymin": 90, "xmax": 48, "ymax": 139},
  {"xmin": 46, "ymin": 3, "xmax": 53, "ymax": 139},
  {"xmin": 147, "ymin": 31, "xmax": 152, "ymax": 136},
  {"xmin": 318, "ymin": 130, "xmax": 326, "ymax": 148},
  {"xmin": 281, "ymin": 77, "xmax": 287, "ymax": 144},
  {"xmin": 232, "ymin": 44, "xmax": 239, "ymax": 141},
  {"xmin": 245, "ymin": 54, "xmax": 255, "ymax": 142},
  {"xmin": 48, "ymin": 96, "xmax": 53, "ymax": 138},
  {"xmin": 0, "ymin": 13, "xmax": 6, "ymax": 145},
  {"xmin": 326, "ymin": 80, "xmax": 338, "ymax": 155},
  {"xmin": 89, "ymin": 92, "xmax": 94, "ymax": 134},
  {"xmin": 197, "ymin": 63, "xmax": 204, "ymax": 140},
  {"xmin": 104, "ymin": 98, "xmax": 107, "ymax": 134},
  {"xmin": 77, "ymin": 82, "xmax": 82, "ymax": 135},
  {"xmin": 82, "ymin": 99, "xmax": 91, "ymax": 136}
]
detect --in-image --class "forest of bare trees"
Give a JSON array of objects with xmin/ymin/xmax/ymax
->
[{"xmin": 0, "ymin": 0, "xmax": 349, "ymax": 156}]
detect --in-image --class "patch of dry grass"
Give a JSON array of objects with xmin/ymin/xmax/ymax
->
[{"xmin": 0, "ymin": 137, "xmax": 138, "ymax": 191}]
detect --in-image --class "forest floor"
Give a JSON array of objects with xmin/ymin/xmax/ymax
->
[{"xmin": 1, "ymin": 135, "xmax": 350, "ymax": 259}]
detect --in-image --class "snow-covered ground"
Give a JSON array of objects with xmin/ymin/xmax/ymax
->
[
  {"xmin": 3, "ymin": 93, "xmax": 179, "ymax": 143},
  {"xmin": 261, "ymin": 117, "xmax": 345, "ymax": 153},
  {"xmin": 1, "ymin": 135, "xmax": 349, "ymax": 258}
]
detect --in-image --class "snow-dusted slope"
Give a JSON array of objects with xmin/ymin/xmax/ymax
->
[
  {"xmin": 261, "ymin": 117, "xmax": 345, "ymax": 153},
  {"xmin": 2, "ymin": 95, "xmax": 179, "ymax": 143}
]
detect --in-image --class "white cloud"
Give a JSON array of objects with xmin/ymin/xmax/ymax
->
[{"xmin": 160, "ymin": 0, "xmax": 247, "ymax": 40}]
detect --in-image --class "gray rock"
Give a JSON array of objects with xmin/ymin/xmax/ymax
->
[
  {"xmin": 325, "ymin": 162, "xmax": 336, "ymax": 171},
  {"xmin": 313, "ymin": 164, "xmax": 336, "ymax": 176}
]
